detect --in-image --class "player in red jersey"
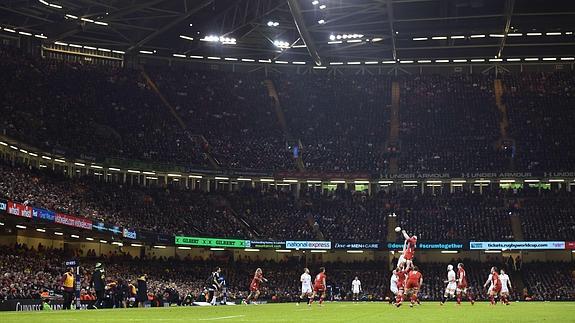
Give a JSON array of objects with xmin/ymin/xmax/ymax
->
[
  {"xmin": 405, "ymin": 266, "xmax": 423, "ymax": 307},
  {"xmin": 310, "ymin": 267, "xmax": 327, "ymax": 306},
  {"xmin": 394, "ymin": 265, "xmax": 407, "ymax": 307},
  {"xmin": 398, "ymin": 230, "xmax": 417, "ymax": 270},
  {"xmin": 243, "ymin": 268, "xmax": 267, "ymax": 305},
  {"xmin": 456, "ymin": 263, "xmax": 474, "ymax": 305},
  {"xmin": 483, "ymin": 266, "xmax": 502, "ymax": 305}
]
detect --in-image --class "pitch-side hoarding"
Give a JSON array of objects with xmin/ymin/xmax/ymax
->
[{"xmin": 469, "ymin": 241, "xmax": 565, "ymax": 250}]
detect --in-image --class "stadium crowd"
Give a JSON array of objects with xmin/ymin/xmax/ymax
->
[
  {"xmin": 0, "ymin": 161, "xmax": 252, "ymax": 238},
  {"xmin": 2, "ymin": 45, "xmax": 575, "ymax": 174},
  {"xmin": 2, "ymin": 160, "xmax": 574, "ymax": 241},
  {"xmin": 503, "ymin": 72, "xmax": 575, "ymax": 172},
  {"xmin": 398, "ymin": 74, "xmax": 507, "ymax": 173},
  {"xmin": 2, "ymin": 244, "xmax": 573, "ymax": 304},
  {"xmin": 274, "ymin": 74, "xmax": 391, "ymax": 172}
]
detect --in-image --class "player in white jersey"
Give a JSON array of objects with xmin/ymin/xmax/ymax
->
[
  {"xmin": 297, "ymin": 268, "xmax": 312, "ymax": 306},
  {"xmin": 351, "ymin": 277, "xmax": 362, "ymax": 302},
  {"xmin": 499, "ymin": 269, "xmax": 512, "ymax": 305},
  {"xmin": 389, "ymin": 269, "xmax": 399, "ymax": 304},
  {"xmin": 440, "ymin": 265, "xmax": 457, "ymax": 305},
  {"xmin": 483, "ymin": 273, "xmax": 494, "ymax": 295}
]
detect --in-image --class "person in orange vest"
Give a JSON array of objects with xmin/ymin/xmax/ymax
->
[
  {"xmin": 128, "ymin": 281, "xmax": 137, "ymax": 307},
  {"xmin": 61, "ymin": 267, "xmax": 75, "ymax": 310}
]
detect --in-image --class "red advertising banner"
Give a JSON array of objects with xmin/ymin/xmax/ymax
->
[
  {"xmin": 7, "ymin": 201, "xmax": 33, "ymax": 218},
  {"xmin": 566, "ymin": 241, "xmax": 575, "ymax": 250},
  {"xmin": 54, "ymin": 213, "xmax": 92, "ymax": 230}
]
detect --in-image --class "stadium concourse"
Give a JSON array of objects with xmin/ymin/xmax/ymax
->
[{"xmin": 1, "ymin": 0, "xmax": 575, "ymax": 319}]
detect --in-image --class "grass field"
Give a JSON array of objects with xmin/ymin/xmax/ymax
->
[{"xmin": 1, "ymin": 302, "xmax": 574, "ymax": 322}]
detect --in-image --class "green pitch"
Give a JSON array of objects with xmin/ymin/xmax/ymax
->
[{"xmin": 1, "ymin": 302, "xmax": 574, "ymax": 322}]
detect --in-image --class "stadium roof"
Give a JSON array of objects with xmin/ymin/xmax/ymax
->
[{"xmin": 1, "ymin": 0, "xmax": 574, "ymax": 65}]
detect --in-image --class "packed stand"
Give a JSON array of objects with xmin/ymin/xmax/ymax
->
[
  {"xmin": 3, "ymin": 244, "xmax": 567, "ymax": 304},
  {"xmin": 398, "ymin": 74, "xmax": 507, "ymax": 173},
  {"xmin": 394, "ymin": 190, "xmax": 514, "ymax": 241},
  {"xmin": 520, "ymin": 262, "xmax": 575, "ymax": 301},
  {"xmin": 297, "ymin": 188, "xmax": 388, "ymax": 241},
  {"xmin": 512, "ymin": 190, "xmax": 575, "ymax": 241},
  {"xmin": 224, "ymin": 188, "xmax": 316, "ymax": 241},
  {"xmin": 0, "ymin": 46, "xmax": 209, "ymax": 168},
  {"xmin": 2, "ymin": 44, "xmax": 575, "ymax": 174},
  {"xmin": 503, "ymin": 72, "xmax": 575, "ymax": 171},
  {"xmin": 146, "ymin": 66, "xmax": 290, "ymax": 171},
  {"xmin": 274, "ymin": 74, "xmax": 391, "ymax": 173},
  {"xmin": 0, "ymin": 161, "xmax": 251, "ymax": 238}
]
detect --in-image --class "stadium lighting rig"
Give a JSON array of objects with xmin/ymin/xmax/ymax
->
[
  {"xmin": 330, "ymin": 34, "xmax": 364, "ymax": 40},
  {"xmin": 410, "ymin": 30, "xmax": 570, "ymax": 41},
  {"xmin": 170, "ymin": 55, "xmax": 574, "ymax": 66},
  {"xmin": 273, "ymin": 40, "xmax": 291, "ymax": 48},
  {"xmin": 179, "ymin": 35, "xmax": 194, "ymax": 41},
  {"xmin": 38, "ymin": 0, "xmax": 62, "ymax": 9},
  {"xmin": 200, "ymin": 35, "xmax": 236, "ymax": 45},
  {"xmin": 267, "ymin": 21, "xmax": 280, "ymax": 27}
]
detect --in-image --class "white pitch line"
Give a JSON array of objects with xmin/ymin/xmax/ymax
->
[{"xmin": 198, "ymin": 315, "xmax": 246, "ymax": 321}]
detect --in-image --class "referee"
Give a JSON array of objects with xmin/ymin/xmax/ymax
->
[
  {"xmin": 136, "ymin": 274, "xmax": 148, "ymax": 308},
  {"xmin": 61, "ymin": 267, "xmax": 75, "ymax": 310}
]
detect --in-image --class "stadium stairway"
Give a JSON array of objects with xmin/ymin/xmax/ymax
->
[
  {"xmin": 494, "ymin": 78, "xmax": 517, "ymax": 170},
  {"xmin": 509, "ymin": 214, "xmax": 525, "ymax": 241},
  {"xmin": 306, "ymin": 214, "xmax": 326, "ymax": 240},
  {"xmin": 512, "ymin": 271, "xmax": 526, "ymax": 296},
  {"xmin": 140, "ymin": 69, "xmax": 220, "ymax": 169},
  {"xmin": 264, "ymin": 80, "xmax": 305, "ymax": 171},
  {"xmin": 208, "ymin": 195, "xmax": 260, "ymax": 238},
  {"xmin": 494, "ymin": 79, "xmax": 510, "ymax": 139},
  {"xmin": 387, "ymin": 81, "xmax": 400, "ymax": 174}
]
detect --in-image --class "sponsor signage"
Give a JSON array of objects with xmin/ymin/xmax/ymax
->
[
  {"xmin": 334, "ymin": 242, "xmax": 380, "ymax": 250},
  {"xmin": 469, "ymin": 241, "xmax": 566, "ymax": 250},
  {"xmin": 92, "ymin": 222, "xmax": 121, "ymax": 235},
  {"xmin": 54, "ymin": 213, "xmax": 92, "ymax": 230},
  {"xmin": 138, "ymin": 231, "xmax": 171, "ymax": 244},
  {"xmin": 566, "ymin": 242, "xmax": 575, "ymax": 250},
  {"xmin": 65, "ymin": 260, "xmax": 78, "ymax": 267},
  {"xmin": 32, "ymin": 208, "xmax": 55, "ymax": 222},
  {"xmin": 285, "ymin": 241, "xmax": 332, "ymax": 250},
  {"xmin": 7, "ymin": 201, "xmax": 32, "ymax": 218},
  {"xmin": 275, "ymin": 171, "xmax": 370, "ymax": 180},
  {"xmin": 123, "ymin": 228, "xmax": 137, "ymax": 240},
  {"xmin": 0, "ymin": 299, "xmax": 95, "ymax": 311},
  {"xmin": 0, "ymin": 199, "xmax": 6, "ymax": 212},
  {"xmin": 175, "ymin": 236, "xmax": 249, "ymax": 248},
  {"xmin": 248, "ymin": 241, "xmax": 286, "ymax": 249},
  {"xmin": 379, "ymin": 171, "xmax": 575, "ymax": 181},
  {"xmin": 386, "ymin": 242, "xmax": 465, "ymax": 250}
]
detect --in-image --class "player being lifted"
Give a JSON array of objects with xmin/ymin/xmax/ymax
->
[
  {"xmin": 398, "ymin": 229, "xmax": 417, "ymax": 270},
  {"xmin": 243, "ymin": 268, "xmax": 268, "ymax": 305},
  {"xmin": 351, "ymin": 276, "xmax": 362, "ymax": 302},
  {"xmin": 440, "ymin": 264, "xmax": 457, "ymax": 305},
  {"xmin": 456, "ymin": 263, "xmax": 474, "ymax": 305},
  {"xmin": 499, "ymin": 269, "xmax": 512, "ymax": 305},
  {"xmin": 405, "ymin": 266, "xmax": 423, "ymax": 307},
  {"xmin": 297, "ymin": 268, "xmax": 312, "ymax": 306},
  {"xmin": 483, "ymin": 266, "xmax": 502, "ymax": 305},
  {"xmin": 310, "ymin": 267, "xmax": 327, "ymax": 306}
]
